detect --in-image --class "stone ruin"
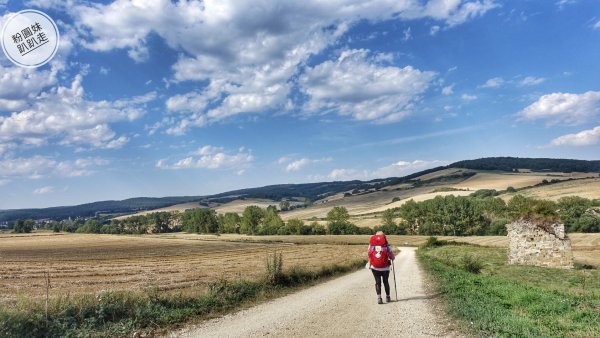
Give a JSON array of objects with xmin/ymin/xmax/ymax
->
[{"xmin": 506, "ymin": 218, "xmax": 573, "ymax": 268}]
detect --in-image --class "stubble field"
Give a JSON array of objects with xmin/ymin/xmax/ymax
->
[
  {"xmin": 1, "ymin": 232, "xmax": 598, "ymax": 308},
  {"xmin": 0, "ymin": 233, "xmax": 365, "ymax": 306}
]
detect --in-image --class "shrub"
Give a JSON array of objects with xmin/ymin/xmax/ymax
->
[
  {"xmin": 461, "ymin": 255, "xmax": 483, "ymax": 274},
  {"xmin": 265, "ymin": 252, "xmax": 284, "ymax": 285}
]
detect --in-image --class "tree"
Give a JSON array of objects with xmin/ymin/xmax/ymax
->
[
  {"xmin": 279, "ymin": 200, "xmax": 291, "ymax": 211},
  {"xmin": 327, "ymin": 206, "xmax": 350, "ymax": 224},
  {"xmin": 286, "ymin": 218, "xmax": 304, "ymax": 235},
  {"xmin": 240, "ymin": 206, "xmax": 264, "ymax": 235},
  {"xmin": 218, "ymin": 212, "xmax": 241, "ymax": 233},
  {"xmin": 13, "ymin": 219, "xmax": 33, "ymax": 233},
  {"xmin": 182, "ymin": 208, "xmax": 218, "ymax": 233},
  {"xmin": 381, "ymin": 209, "xmax": 396, "ymax": 227},
  {"xmin": 260, "ymin": 206, "xmax": 284, "ymax": 235}
]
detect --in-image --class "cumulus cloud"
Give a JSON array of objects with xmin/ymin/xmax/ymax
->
[
  {"xmin": 279, "ymin": 156, "xmax": 332, "ymax": 172},
  {"xmin": 519, "ymin": 76, "xmax": 545, "ymax": 86},
  {"xmin": 0, "ymin": 156, "xmax": 109, "ymax": 180},
  {"xmin": 33, "ymin": 186, "xmax": 55, "ymax": 195},
  {"xmin": 518, "ymin": 91, "xmax": 600, "ymax": 125},
  {"xmin": 65, "ymin": 0, "xmax": 496, "ymax": 133},
  {"xmin": 442, "ymin": 84, "xmax": 454, "ymax": 95},
  {"xmin": 300, "ymin": 49, "xmax": 436, "ymax": 123},
  {"xmin": 480, "ymin": 77, "xmax": 504, "ymax": 88},
  {"xmin": 461, "ymin": 94, "xmax": 477, "ymax": 101},
  {"xmin": 0, "ymin": 64, "xmax": 58, "ymax": 102},
  {"xmin": 156, "ymin": 145, "xmax": 253, "ymax": 170},
  {"xmin": 0, "ymin": 75, "xmax": 156, "ymax": 150},
  {"xmin": 550, "ymin": 126, "xmax": 600, "ymax": 146}
]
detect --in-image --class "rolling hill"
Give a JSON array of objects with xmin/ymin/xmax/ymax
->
[{"xmin": 1, "ymin": 157, "xmax": 599, "ymax": 223}]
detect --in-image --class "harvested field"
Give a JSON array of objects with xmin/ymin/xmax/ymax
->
[
  {"xmin": 0, "ymin": 233, "xmax": 364, "ymax": 306},
  {"xmin": 213, "ymin": 199, "xmax": 278, "ymax": 214},
  {"xmin": 450, "ymin": 172, "xmax": 597, "ymax": 191},
  {"xmin": 505, "ymin": 177, "xmax": 600, "ymax": 201}
]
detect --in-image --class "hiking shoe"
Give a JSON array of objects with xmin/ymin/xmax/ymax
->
[
  {"xmin": 386, "ymin": 295, "xmax": 391, "ymax": 303},
  {"xmin": 377, "ymin": 297, "xmax": 383, "ymax": 304}
]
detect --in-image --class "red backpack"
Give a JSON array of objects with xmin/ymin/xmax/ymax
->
[{"xmin": 368, "ymin": 234, "xmax": 390, "ymax": 268}]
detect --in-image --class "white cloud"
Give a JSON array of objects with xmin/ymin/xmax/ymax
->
[
  {"xmin": 67, "ymin": 0, "xmax": 496, "ymax": 133},
  {"xmin": 403, "ymin": 27, "xmax": 412, "ymax": 41},
  {"xmin": 480, "ymin": 77, "xmax": 504, "ymax": 88},
  {"xmin": 594, "ymin": 20, "xmax": 600, "ymax": 29},
  {"xmin": 550, "ymin": 126, "xmax": 600, "ymax": 146},
  {"xmin": 519, "ymin": 76, "xmax": 545, "ymax": 86},
  {"xmin": 461, "ymin": 94, "xmax": 477, "ymax": 101},
  {"xmin": 300, "ymin": 49, "xmax": 436, "ymax": 123},
  {"xmin": 518, "ymin": 91, "xmax": 600, "ymax": 125},
  {"xmin": 280, "ymin": 157, "xmax": 332, "ymax": 172},
  {"xmin": 0, "ymin": 156, "xmax": 109, "ymax": 180},
  {"xmin": 430, "ymin": 25, "xmax": 441, "ymax": 35},
  {"xmin": 33, "ymin": 186, "xmax": 55, "ymax": 195},
  {"xmin": 556, "ymin": 0, "xmax": 577, "ymax": 9},
  {"xmin": 157, "ymin": 145, "xmax": 253, "ymax": 170},
  {"xmin": 327, "ymin": 168, "xmax": 370, "ymax": 181},
  {"xmin": 0, "ymin": 64, "xmax": 57, "ymax": 102},
  {"xmin": 372, "ymin": 159, "xmax": 448, "ymax": 178},
  {"xmin": 0, "ymin": 75, "xmax": 156, "ymax": 150},
  {"xmin": 442, "ymin": 84, "xmax": 454, "ymax": 95},
  {"xmin": 320, "ymin": 159, "xmax": 447, "ymax": 181}
]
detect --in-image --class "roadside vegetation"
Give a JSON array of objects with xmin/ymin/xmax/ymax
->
[
  {"xmin": 0, "ymin": 253, "xmax": 365, "ymax": 338},
  {"xmin": 418, "ymin": 238, "xmax": 599, "ymax": 337}
]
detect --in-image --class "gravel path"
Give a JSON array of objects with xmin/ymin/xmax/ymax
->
[{"xmin": 168, "ymin": 247, "xmax": 462, "ymax": 338}]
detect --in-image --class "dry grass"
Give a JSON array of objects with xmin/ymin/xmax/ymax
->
[
  {"xmin": 213, "ymin": 199, "xmax": 278, "ymax": 214},
  {"xmin": 503, "ymin": 177, "xmax": 600, "ymax": 201},
  {"xmin": 0, "ymin": 233, "xmax": 365, "ymax": 306},
  {"xmin": 451, "ymin": 172, "xmax": 597, "ymax": 191}
]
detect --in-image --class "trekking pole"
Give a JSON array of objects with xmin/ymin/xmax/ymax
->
[{"xmin": 392, "ymin": 258, "xmax": 398, "ymax": 302}]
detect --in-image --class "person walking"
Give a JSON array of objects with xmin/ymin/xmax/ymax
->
[{"xmin": 367, "ymin": 231, "xmax": 395, "ymax": 304}]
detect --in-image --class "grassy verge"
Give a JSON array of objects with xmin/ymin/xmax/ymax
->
[
  {"xmin": 418, "ymin": 240, "xmax": 599, "ymax": 337},
  {"xmin": 0, "ymin": 258, "xmax": 365, "ymax": 338}
]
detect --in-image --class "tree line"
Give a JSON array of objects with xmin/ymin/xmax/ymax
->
[{"xmin": 13, "ymin": 192, "xmax": 599, "ymax": 235}]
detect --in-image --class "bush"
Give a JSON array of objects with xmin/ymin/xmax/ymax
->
[
  {"xmin": 422, "ymin": 236, "xmax": 449, "ymax": 248},
  {"xmin": 461, "ymin": 255, "xmax": 484, "ymax": 274}
]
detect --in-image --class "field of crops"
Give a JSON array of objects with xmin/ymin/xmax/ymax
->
[{"xmin": 0, "ymin": 233, "xmax": 365, "ymax": 306}]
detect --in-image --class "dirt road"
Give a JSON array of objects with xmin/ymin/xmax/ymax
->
[{"xmin": 168, "ymin": 247, "xmax": 462, "ymax": 337}]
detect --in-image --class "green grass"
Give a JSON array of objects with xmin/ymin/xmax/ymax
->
[
  {"xmin": 0, "ymin": 259, "xmax": 365, "ymax": 338},
  {"xmin": 418, "ymin": 245, "xmax": 600, "ymax": 337}
]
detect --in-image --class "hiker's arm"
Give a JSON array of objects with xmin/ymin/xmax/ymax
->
[{"xmin": 388, "ymin": 246, "xmax": 396, "ymax": 260}]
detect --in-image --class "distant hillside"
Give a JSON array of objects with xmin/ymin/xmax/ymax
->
[
  {"xmin": 0, "ymin": 197, "xmax": 204, "ymax": 223},
  {"xmin": 1, "ymin": 157, "xmax": 598, "ymax": 223},
  {"xmin": 450, "ymin": 157, "xmax": 600, "ymax": 173}
]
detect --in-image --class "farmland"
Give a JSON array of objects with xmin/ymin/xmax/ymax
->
[
  {"xmin": 0, "ymin": 233, "xmax": 365, "ymax": 306},
  {"xmin": 2, "ymin": 232, "xmax": 598, "ymax": 308}
]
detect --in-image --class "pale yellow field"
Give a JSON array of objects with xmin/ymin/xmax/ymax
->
[
  {"xmin": 451, "ymin": 172, "xmax": 597, "ymax": 191},
  {"xmin": 213, "ymin": 199, "xmax": 279, "ymax": 214},
  {"xmin": 508, "ymin": 178, "xmax": 600, "ymax": 201}
]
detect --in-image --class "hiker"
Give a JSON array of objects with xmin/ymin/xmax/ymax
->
[{"xmin": 367, "ymin": 231, "xmax": 395, "ymax": 304}]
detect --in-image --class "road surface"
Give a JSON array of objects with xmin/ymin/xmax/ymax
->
[{"xmin": 168, "ymin": 247, "xmax": 462, "ymax": 337}]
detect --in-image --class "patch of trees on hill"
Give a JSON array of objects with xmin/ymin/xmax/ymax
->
[{"xmin": 449, "ymin": 157, "xmax": 600, "ymax": 173}]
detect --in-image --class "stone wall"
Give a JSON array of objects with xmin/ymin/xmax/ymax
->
[{"xmin": 506, "ymin": 218, "xmax": 573, "ymax": 268}]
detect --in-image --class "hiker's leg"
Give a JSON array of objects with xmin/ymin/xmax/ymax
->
[
  {"xmin": 382, "ymin": 270, "xmax": 390, "ymax": 296},
  {"xmin": 371, "ymin": 269, "xmax": 382, "ymax": 295}
]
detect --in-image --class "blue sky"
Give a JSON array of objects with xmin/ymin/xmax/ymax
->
[{"xmin": 1, "ymin": 0, "xmax": 599, "ymax": 209}]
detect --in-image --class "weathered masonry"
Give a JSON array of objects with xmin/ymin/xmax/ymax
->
[{"xmin": 507, "ymin": 218, "xmax": 573, "ymax": 268}]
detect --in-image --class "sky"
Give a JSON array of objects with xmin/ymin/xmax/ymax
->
[{"xmin": 0, "ymin": 0, "xmax": 599, "ymax": 209}]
